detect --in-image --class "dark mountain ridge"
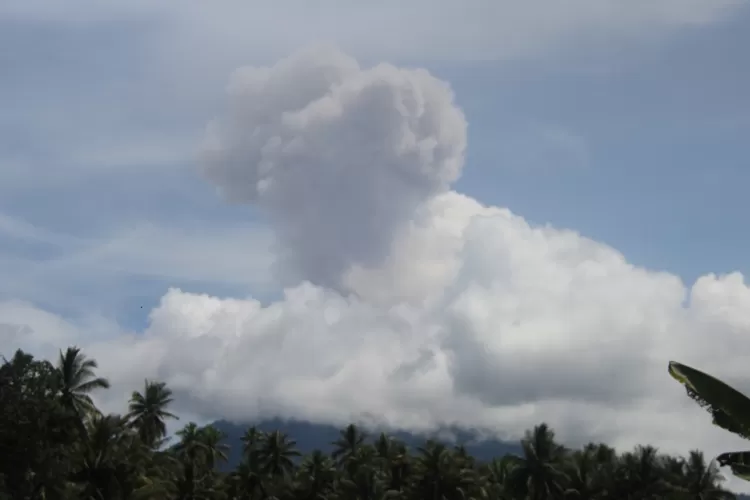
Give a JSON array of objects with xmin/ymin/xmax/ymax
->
[
  {"xmin": 211, "ymin": 418, "xmax": 522, "ymax": 471},
  {"xmin": 212, "ymin": 418, "xmax": 750, "ymax": 498}
]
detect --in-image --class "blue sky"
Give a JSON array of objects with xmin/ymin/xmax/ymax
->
[
  {"xmin": 3, "ymin": 1, "xmax": 750, "ymax": 485},
  {"xmin": 2, "ymin": 3, "xmax": 748, "ymax": 327},
  {"xmin": 448, "ymin": 13, "xmax": 750, "ymax": 284}
]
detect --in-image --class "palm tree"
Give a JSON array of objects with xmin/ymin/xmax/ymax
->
[
  {"xmin": 198, "ymin": 425, "xmax": 229, "ymax": 471},
  {"xmin": 68, "ymin": 414, "xmax": 132, "ymax": 499},
  {"xmin": 564, "ymin": 448, "xmax": 599, "ymax": 499},
  {"xmin": 19, "ymin": 341, "xmax": 750, "ymax": 500},
  {"xmin": 129, "ymin": 475, "xmax": 177, "ymax": 500},
  {"xmin": 479, "ymin": 456, "xmax": 515, "ymax": 500},
  {"xmin": 126, "ymin": 380, "xmax": 178, "ymax": 448},
  {"xmin": 173, "ymin": 422, "xmax": 208, "ymax": 500},
  {"xmin": 506, "ymin": 423, "xmax": 569, "ymax": 500},
  {"xmin": 252, "ymin": 430, "xmax": 301, "ymax": 499},
  {"xmin": 374, "ymin": 433, "xmax": 411, "ymax": 492},
  {"xmin": 584, "ymin": 443, "xmax": 620, "ymax": 498},
  {"xmin": 227, "ymin": 460, "xmax": 265, "ymax": 500},
  {"xmin": 240, "ymin": 426, "xmax": 265, "ymax": 462},
  {"xmin": 412, "ymin": 441, "xmax": 475, "ymax": 500},
  {"xmin": 258, "ymin": 430, "xmax": 301, "ymax": 479},
  {"xmin": 344, "ymin": 444, "xmax": 379, "ymax": 481},
  {"xmin": 680, "ymin": 450, "xmax": 735, "ymax": 499},
  {"xmin": 0, "ymin": 350, "xmax": 77, "ymax": 499},
  {"xmin": 337, "ymin": 465, "xmax": 395, "ymax": 500},
  {"xmin": 332, "ymin": 424, "xmax": 368, "ymax": 469},
  {"xmin": 56, "ymin": 347, "xmax": 110, "ymax": 424},
  {"xmin": 615, "ymin": 445, "xmax": 674, "ymax": 499},
  {"xmin": 174, "ymin": 423, "xmax": 206, "ymax": 460},
  {"xmin": 297, "ymin": 450, "xmax": 337, "ymax": 500}
]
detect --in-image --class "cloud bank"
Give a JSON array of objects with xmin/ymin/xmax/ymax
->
[{"xmin": 4, "ymin": 46, "xmax": 750, "ymax": 485}]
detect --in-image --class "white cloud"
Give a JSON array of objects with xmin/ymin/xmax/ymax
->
[{"xmin": 4, "ymin": 44, "xmax": 750, "ymax": 493}]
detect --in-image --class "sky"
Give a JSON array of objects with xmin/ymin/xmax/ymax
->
[{"xmin": 2, "ymin": 0, "xmax": 750, "ymax": 490}]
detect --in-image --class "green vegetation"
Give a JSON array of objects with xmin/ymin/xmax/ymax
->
[
  {"xmin": 0, "ymin": 347, "xmax": 739, "ymax": 499},
  {"xmin": 669, "ymin": 360, "xmax": 750, "ymax": 485}
]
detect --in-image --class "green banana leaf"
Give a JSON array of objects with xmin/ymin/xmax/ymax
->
[
  {"xmin": 718, "ymin": 452, "xmax": 750, "ymax": 482},
  {"xmin": 668, "ymin": 361, "xmax": 750, "ymax": 440},
  {"xmin": 669, "ymin": 361, "xmax": 750, "ymax": 482}
]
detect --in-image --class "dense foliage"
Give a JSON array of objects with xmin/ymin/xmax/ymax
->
[{"xmin": 0, "ymin": 347, "xmax": 739, "ymax": 499}]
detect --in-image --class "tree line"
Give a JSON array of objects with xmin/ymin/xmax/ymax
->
[{"xmin": 0, "ymin": 346, "xmax": 739, "ymax": 499}]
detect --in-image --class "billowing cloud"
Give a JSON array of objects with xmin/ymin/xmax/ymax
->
[
  {"xmin": 4, "ymin": 46, "xmax": 750, "ymax": 492},
  {"xmin": 201, "ymin": 45, "xmax": 466, "ymax": 288}
]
